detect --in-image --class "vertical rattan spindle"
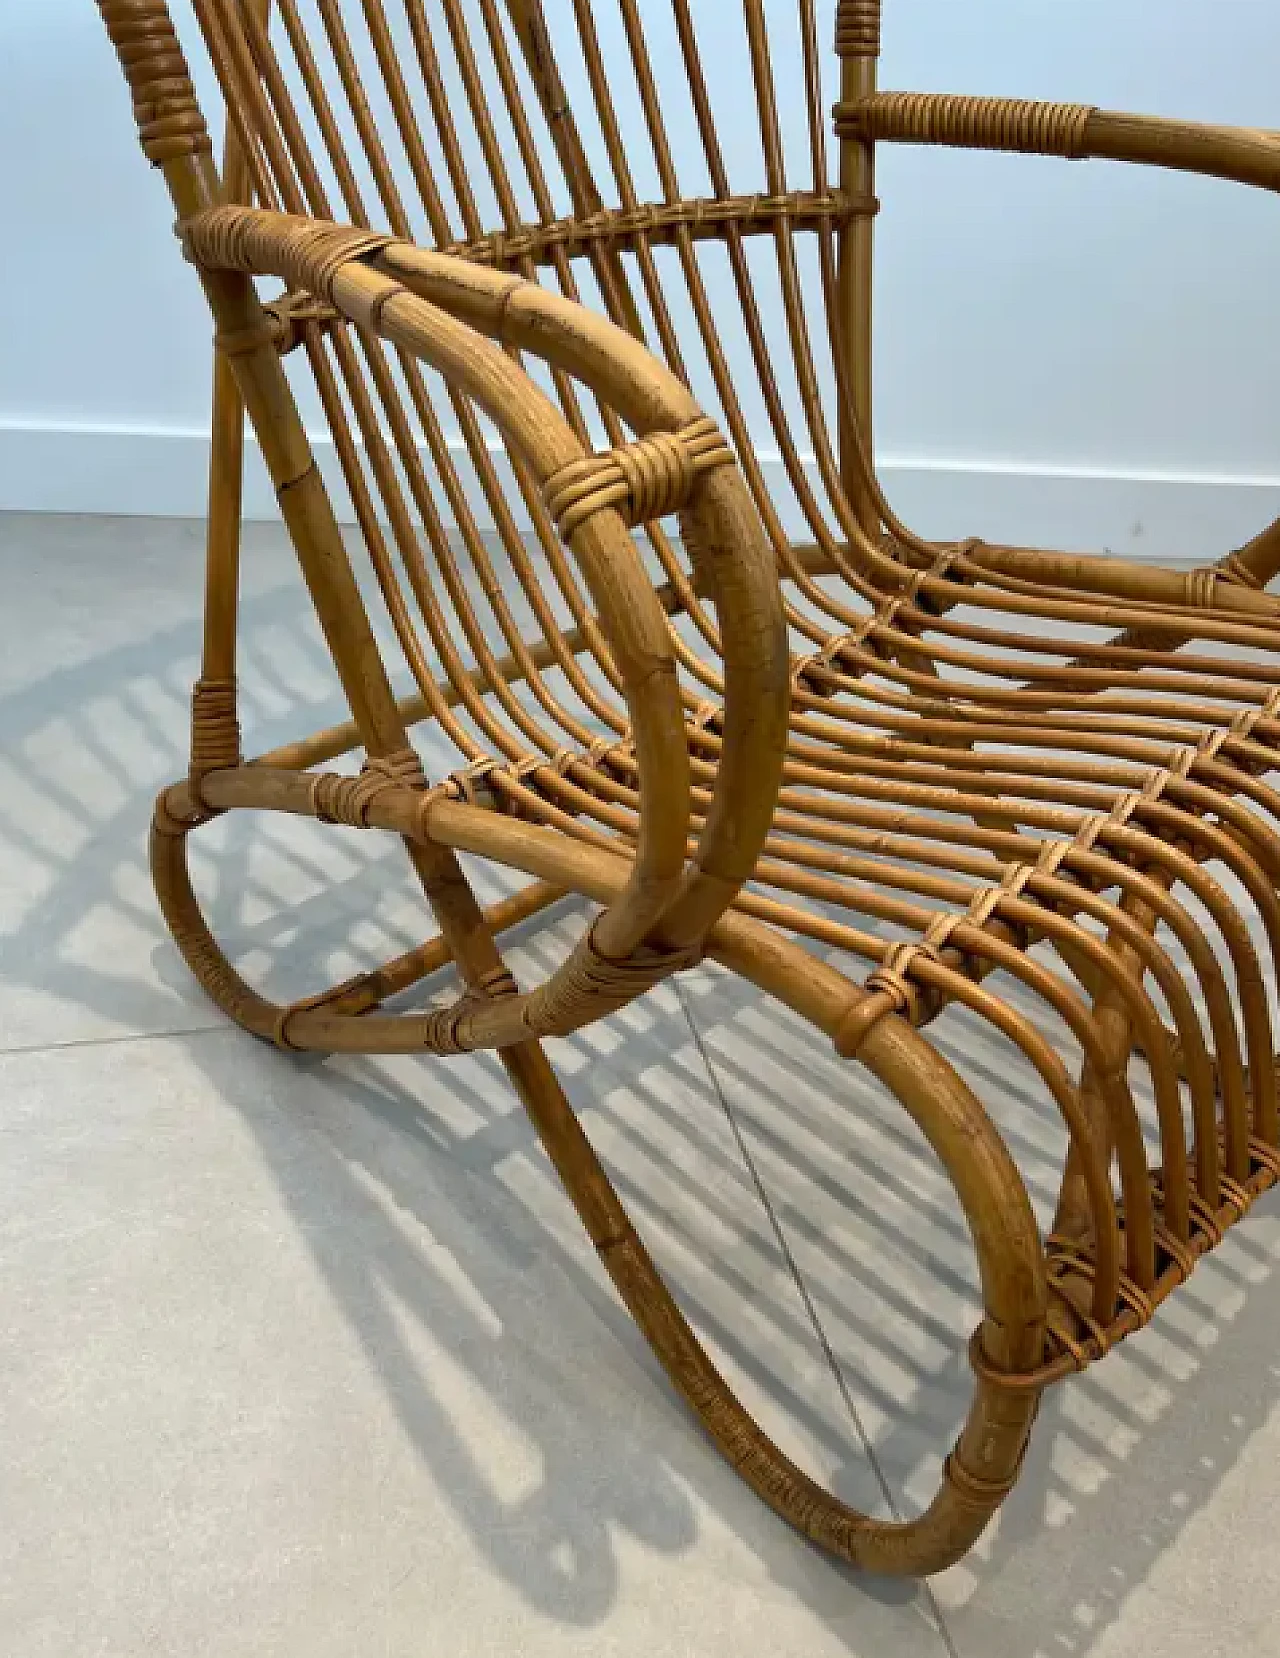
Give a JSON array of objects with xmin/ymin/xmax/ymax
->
[
  {"xmin": 190, "ymin": 0, "xmax": 277, "ymax": 791},
  {"xmin": 835, "ymin": 1, "xmax": 880, "ymax": 537}
]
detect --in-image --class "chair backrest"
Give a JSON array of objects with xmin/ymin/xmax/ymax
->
[
  {"xmin": 98, "ymin": 0, "xmax": 808, "ymax": 977},
  {"xmin": 96, "ymin": 0, "xmax": 894, "ymax": 873},
  {"xmin": 104, "ymin": 0, "xmax": 886, "ymax": 554}
]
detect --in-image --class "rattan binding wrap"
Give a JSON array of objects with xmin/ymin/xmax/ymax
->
[
  {"xmin": 835, "ymin": 0, "xmax": 881, "ymax": 59},
  {"xmin": 181, "ymin": 206, "xmax": 397, "ymax": 301},
  {"xmin": 97, "ymin": 1, "xmax": 212, "ymax": 162},
  {"xmin": 837, "ymin": 92, "xmax": 1096, "ymax": 157},
  {"xmin": 543, "ymin": 418, "xmax": 735, "ymax": 536},
  {"xmin": 442, "ymin": 190, "xmax": 876, "ymax": 271}
]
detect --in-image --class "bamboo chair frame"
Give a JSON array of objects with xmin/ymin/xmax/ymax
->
[{"xmin": 91, "ymin": 0, "xmax": 1280, "ymax": 1574}]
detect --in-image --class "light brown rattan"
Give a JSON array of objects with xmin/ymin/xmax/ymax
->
[{"xmin": 92, "ymin": 0, "xmax": 1280, "ymax": 1576}]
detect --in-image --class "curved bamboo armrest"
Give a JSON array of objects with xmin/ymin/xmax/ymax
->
[
  {"xmin": 836, "ymin": 92, "xmax": 1280, "ymax": 608},
  {"xmin": 835, "ymin": 94, "xmax": 1280, "ymax": 194},
  {"xmin": 180, "ymin": 206, "xmax": 790, "ymax": 1041}
]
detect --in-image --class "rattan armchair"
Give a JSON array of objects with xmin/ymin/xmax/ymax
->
[{"xmin": 91, "ymin": 0, "xmax": 1280, "ymax": 1575}]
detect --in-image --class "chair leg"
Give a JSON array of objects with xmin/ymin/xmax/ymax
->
[
  {"xmin": 492, "ymin": 982, "xmax": 1052, "ymax": 1576},
  {"xmin": 451, "ymin": 1036, "xmax": 1048, "ymax": 1581},
  {"xmin": 151, "ymin": 790, "xmax": 1048, "ymax": 1575}
]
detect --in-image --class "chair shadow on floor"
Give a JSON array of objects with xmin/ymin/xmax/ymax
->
[{"xmin": 3, "ymin": 514, "xmax": 1280, "ymax": 1654}]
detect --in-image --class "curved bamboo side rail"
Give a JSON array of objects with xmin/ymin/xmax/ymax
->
[
  {"xmin": 179, "ymin": 202, "xmax": 791, "ymax": 1039},
  {"xmin": 150, "ymin": 767, "xmax": 1047, "ymax": 1577}
]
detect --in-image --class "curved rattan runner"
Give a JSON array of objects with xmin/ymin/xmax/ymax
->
[{"xmin": 94, "ymin": 0, "xmax": 1280, "ymax": 1577}]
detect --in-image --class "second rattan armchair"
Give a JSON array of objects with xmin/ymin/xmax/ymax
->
[{"xmin": 90, "ymin": 0, "xmax": 1280, "ymax": 1575}]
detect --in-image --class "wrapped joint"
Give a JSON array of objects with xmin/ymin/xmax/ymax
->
[
  {"xmin": 181, "ymin": 207, "xmax": 397, "ymax": 304},
  {"xmin": 835, "ymin": 864, "xmax": 1057, "ymax": 1060},
  {"xmin": 261, "ymin": 291, "xmax": 343, "ymax": 354},
  {"xmin": 544, "ymin": 416, "xmax": 735, "ymax": 539},
  {"xmin": 967, "ymin": 1146, "xmax": 1280, "ymax": 1397},
  {"xmin": 835, "ymin": 0, "xmax": 881, "ymax": 58},
  {"xmin": 310, "ymin": 747, "xmax": 426, "ymax": 828},
  {"xmin": 190, "ymin": 677, "xmax": 241, "ymax": 784},
  {"xmin": 522, "ymin": 926, "xmax": 702, "ymax": 1040},
  {"xmin": 437, "ymin": 756, "xmax": 505, "ymax": 809},
  {"xmin": 833, "ymin": 934, "xmax": 948, "ymax": 1058},
  {"xmin": 216, "ymin": 293, "xmax": 340, "ymax": 360},
  {"xmin": 96, "ymin": 2, "xmax": 212, "ymax": 163},
  {"xmin": 836, "ymin": 93, "xmax": 1096, "ymax": 158},
  {"xmin": 793, "ymin": 545, "xmax": 966, "ymax": 691},
  {"xmin": 832, "ymin": 985, "xmax": 904, "ymax": 1060}
]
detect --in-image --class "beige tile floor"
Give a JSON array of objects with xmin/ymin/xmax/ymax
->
[{"xmin": 4, "ymin": 511, "xmax": 1280, "ymax": 1657}]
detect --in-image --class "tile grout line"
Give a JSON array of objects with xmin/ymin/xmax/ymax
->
[
  {"xmin": 0, "ymin": 1020, "xmax": 227, "ymax": 1060},
  {"xmin": 673, "ymin": 979, "xmax": 893, "ymax": 1491},
  {"xmin": 673, "ymin": 978, "xmax": 963, "ymax": 1658}
]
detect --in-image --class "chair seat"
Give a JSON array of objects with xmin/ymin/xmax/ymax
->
[{"xmin": 459, "ymin": 537, "xmax": 1280, "ymax": 1051}]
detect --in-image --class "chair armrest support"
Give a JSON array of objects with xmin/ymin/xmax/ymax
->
[
  {"xmin": 181, "ymin": 205, "xmax": 790, "ymax": 1027},
  {"xmin": 836, "ymin": 93, "xmax": 1280, "ymax": 193}
]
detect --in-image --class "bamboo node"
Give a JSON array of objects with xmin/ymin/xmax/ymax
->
[
  {"xmin": 942, "ymin": 1449, "xmax": 1022, "ymax": 1514},
  {"xmin": 213, "ymin": 316, "xmax": 284, "ymax": 358}
]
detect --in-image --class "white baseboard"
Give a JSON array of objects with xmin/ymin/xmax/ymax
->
[{"xmin": 4, "ymin": 419, "xmax": 1280, "ymax": 564}]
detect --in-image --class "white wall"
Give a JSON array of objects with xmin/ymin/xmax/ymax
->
[{"xmin": 3, "ymin": 0, "xmax": 1280, "ymax": 558}]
